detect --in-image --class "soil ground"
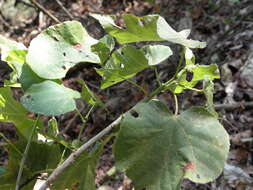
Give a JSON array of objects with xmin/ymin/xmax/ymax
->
[{"xmin": 0, "ymin": 0, "xmax": 253, "ymax": 189}]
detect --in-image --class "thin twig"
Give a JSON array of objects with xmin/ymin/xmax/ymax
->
[
  {"xmin": 55, "ymin": 0, "xmax": 74, "ymax": 20},
  {"xmin": 30, "ymin": 0, "xmax": 61, "ymax": 24},
  {"xmin": 39, "ymin": 116, "xmax": 123, "ymax": 190},
  {"xmin": 15, "ymin": 115, "xmax": 40, "ymax": 190},
  {"xmin": 214, "ymin": 101, "xmax": 253, "ymax": 110}
]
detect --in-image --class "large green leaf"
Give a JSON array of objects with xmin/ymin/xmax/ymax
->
[
  {"xmin": 21, "ymin": 80, "xmax": 80, "ymax": 116},
  {"xmin": 0, "ymin": 87, "xmax": 42, "ymax": 139},
  {"xmin": 91, "ymin": 14, "xmax": 160, "ymax": 43},
  {"xmin": 51, "ymin": 143, "xmax": 104, "ymax": 190},
  {"xmin": 97, "ymin": 45, "xmax": 172, "ymax": 88},
  {"xmin": 114, "ymin": 100, "xmax": 229, "ymax": 190},
  {"xmin": 0, "ymin": 141, "xmax": 61, "ymax": 190},
  {"xmin": 91, "ymin": 14, "xmax": 206, "ymax": 48},
  {"xmin": 26, "ymin": 21, "xmax": 100, "ymax": 79}
]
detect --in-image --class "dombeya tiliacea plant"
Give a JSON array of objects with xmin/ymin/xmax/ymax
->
[{"xmin": 0, "ymin": 14, "xmax": 229, "ymax": 190}]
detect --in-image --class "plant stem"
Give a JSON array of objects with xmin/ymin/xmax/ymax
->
[
  {"xmin": 0, "ymin": 132, "xmax": 23, "ymax": 156},
  {"xmin": 15, "ymin": 115, "xmax": 40, "ymax": 190},
  {"xmin": 154, "ymin": 67, "xmax": 162, "ymax": 87},
  {"xmin": 174, "ymin": 48, "xmax": 185, "ymax": 78},
  {"xmin": 126, "ymin": 79, "xmax": 147, "ymax": 95},
  {"xmin": 173, "ymin": 94, "xmax": 178, "ymax": 115},
  {"xmin": 77, "ymin": 105, "xmax": 95, "ymax": 142}
]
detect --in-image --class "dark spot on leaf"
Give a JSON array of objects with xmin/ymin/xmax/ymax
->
[
  {"xmin": 27, "ymin": 95, "xmax": 31, "ymax": 99},
  {"xmin": 186, "ymin": 72, "xmax": 193, "ymax": 82},
  {"xmin": 130, "ymin": 110, "xmax": 139, "ymax": 118},
  {"xmin": 63, "ymin": 52, "xmax": 66, "ymax": 56},
  {"xmin": 52, "ymin": 36, "xmax": 59, "ymax": 41},
  {"xmin": 62, "ymin": 66, "xmax": 66, "ymax": 70}
]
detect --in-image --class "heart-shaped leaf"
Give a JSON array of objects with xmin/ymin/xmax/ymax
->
[
  {"xmin": 97, "ymin": 45, "xmax": 172, "ymax": 88},
  {"xmin": 21, "ymin": 80, "xmax": 80, "ymax": 116},
  {"xmin": 91, "ymin": 14, "xmax": 206, "ymax": 48},
  {"xmin": 114, "ymin": 100, "xmax": 229, "ymax": 190},
  {"xmin": 26, "ymin": 21, "xmax": 100, "ymax": 79}
]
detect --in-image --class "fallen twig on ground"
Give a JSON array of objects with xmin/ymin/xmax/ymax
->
[{"xmin": 30, "ymin": 0, "xmax": 61, "ymax": 24}]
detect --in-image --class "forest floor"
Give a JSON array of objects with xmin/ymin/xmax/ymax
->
[{"xmin": 0, "ymin": 0, "xmax": 253, "ymax": 189}]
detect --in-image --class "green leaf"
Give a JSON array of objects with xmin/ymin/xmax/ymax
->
[
  {"xmin": 2, "ymin": 49, "xmax": 52, "ymax": 90},
  {"xmin": 3, "ymin": 49, "xmax": 27, "ymax": 87},
  {"xmin": 47, "ymin": 117, "xmax": 59, "ymax": 137},
  {"xmin": 79, "ymin": 80, "xmax": 103, "ymax": 106},
  {"xmin": 26, "ymin": 21, "xmax": 100, "ymax": 79},
  {"xmin": 92, "ymin": 35, "xmax": 115, "ymax": 64},
  {"xmin": 19, "ymin": 63, "xmax": 45, "ymax": 91},
  {"xmin": 142, "ymin": 45, "xmax": 173, "ymax": 65},
  {"xmin": 99, "ymin": 34, "xmax": 115, "ymax": 51},
  {"xmin": 0, "ymin": 87, "xmax": 42, "ymax": 139},
  {"xmin": 171, "ymin": 64, "xmax": 220, "ymax": 94},
  {"xmin": 157, "ymin": 17, "xmax": 206, "ymax": 48},
  {"xmin": 51, "ymin": 142, "xmax": 104, "ymax": 190},
  {"xmin": 0, "ymin": 35, "xmax": 26, "ymax": 61},
  {"xmin": 97, "ymin": 45, "xmax": 171, "ymax": 88},
  {"xmin": 21, "ymin": 80, "xmax": 81, "ymax": 116},
  {"xmin": 0, "ymin": 141, "xmax": 61, "ymax": 190},
  {"xmin": 91, "ymin": 14, "xmax": 206, "ymax": 48},
  {"xmin": 114, "ymin": 100, "xmax": 230, "ymax": 190}
]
